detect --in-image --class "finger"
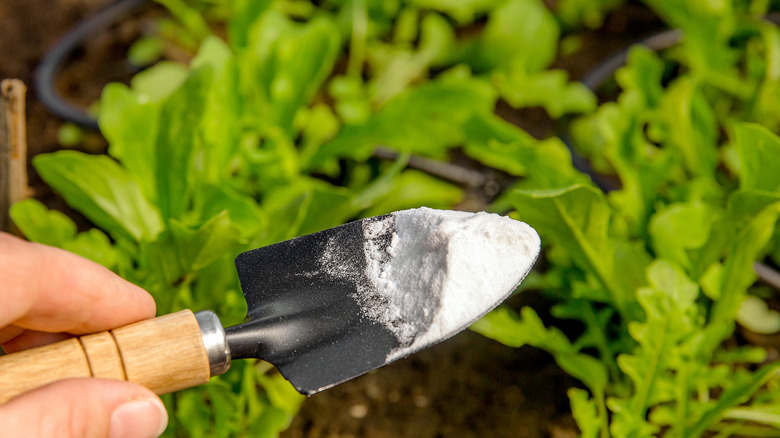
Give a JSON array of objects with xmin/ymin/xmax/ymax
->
[
  {"xmin": 0, "ymin": 378, "xmax": 168, "ymax": 438},
  {"xmin": 1, "ymin": 329, "xmax": 72, "ymax": 353},
  {"xmin": 0, "ymin": 233, "xmax": 156, "ymax": 334}
]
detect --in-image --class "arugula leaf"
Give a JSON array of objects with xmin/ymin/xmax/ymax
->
[
  {"xmin": 703, "ymin": 202, "xmax": 780, "ymax": 350},
  {"xmin": 472, "ymin": 307, "xmax": 608, "ymax": 396},
  {"xmin": 649, "ymin": 201, "xmax": 713, "ymax": 270},
  {"xmin": 314, "ymin": 72, "xmax": 496, "ymax": 163},
  {"xmin": 609, "ymin": 260, "xmax": 699, "ymax": 437},
  {"xmin": 463, "ymin": 113, "xmax": 589, "ymax": 188},
  {"xmin": 690, "ymin": 363, "xmax": 780, "ymax": 436},
  {"xmin": 367, "ymin": 12, "xmax": 455, "ymax": 104},
  {"xmin": 651, "ymin": 77, "xmax": 718, "ymax": 178},
  {"xmin": 507, "ymin": 185, "xmax": 645, "ymax": 319},
  {"xmin": 734, "ymin": 123, "xmax": 780, "ymax": 192},
  {"xmin": 569, "ymin": 388, "xmax": 604, "ymax": 438},
  {"xmin": 494, "ymin": 69, "xmax": 596, "ymax": 117}
]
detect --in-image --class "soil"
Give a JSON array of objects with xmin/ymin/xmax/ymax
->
[{"xmin": 0, "ymin": 1, "xmax": 661, "ymax": 437}]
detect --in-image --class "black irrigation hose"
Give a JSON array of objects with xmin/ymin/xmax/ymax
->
[{"xmin": 34, "ymin": 0, "xmax": 149, "ymax": 130}]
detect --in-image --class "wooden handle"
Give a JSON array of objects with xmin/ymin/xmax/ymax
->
[{"xmin": 0, "ymin": 310, "xmax": 211, "ymax": 405}]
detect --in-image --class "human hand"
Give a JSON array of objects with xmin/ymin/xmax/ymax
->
[{"xmin": 0, "ymin": 232, "xmax": 168, "ymax": 438}]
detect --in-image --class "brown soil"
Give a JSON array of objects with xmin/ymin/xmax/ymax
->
[
  {"xmin": 0, "ymin": 1, "xmax": 660, "ymax": 437},
  {"xmin": 282, "ymin": 292, "xmax": 580, "ymax": 438}
]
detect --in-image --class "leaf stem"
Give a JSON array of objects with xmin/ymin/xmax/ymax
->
[{"xmin": 348, "ymin": 0, "xmax": 367, "ymax": 78}]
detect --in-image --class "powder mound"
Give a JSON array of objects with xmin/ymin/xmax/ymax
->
[{"xmin": 358, "ymin": 207, "xmax": 540, "ymax": 358}]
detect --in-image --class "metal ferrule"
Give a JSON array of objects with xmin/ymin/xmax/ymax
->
[{"xmin": 194, "ymin": 310, "xmax": 231, "ymax": 377}]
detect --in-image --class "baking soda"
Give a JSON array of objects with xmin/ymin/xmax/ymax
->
[{"xmin": 325, "ymin": 207, "xmax": 540, "ymax": 360}]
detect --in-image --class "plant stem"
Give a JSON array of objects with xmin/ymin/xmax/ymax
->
[{"xmin": 347, "ymin": 0, "xmax": 367, "ymax": 79}]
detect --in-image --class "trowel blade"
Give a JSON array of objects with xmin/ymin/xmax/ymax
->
[{"xmin": 227, "ymin": 208, "xmax": 540, "ymax": 395}]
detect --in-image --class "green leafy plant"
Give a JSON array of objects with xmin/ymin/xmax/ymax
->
[
  {"xmin": 473, "ymin": 2, "xmax": 780, "ymax": 436},
  {"xmin": 14, "ymin": 0, "xmax": 780, "ymax": 436},
  {"xmin": 13, "ymin": 0, "xmax": 595, "ymax": 435}
]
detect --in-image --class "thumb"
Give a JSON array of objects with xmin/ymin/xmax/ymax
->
[{"xmin": 0, "ymin": 378, "xmax": 168, "ymax": 438}]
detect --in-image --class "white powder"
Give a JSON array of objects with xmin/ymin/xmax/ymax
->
[{"xmin": 355, "ymin": 207, "xmax": 540, "ymax": 360}]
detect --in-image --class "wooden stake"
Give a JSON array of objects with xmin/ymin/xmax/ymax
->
[{"xmin": 0, "ymin": 79, "xmax": 30, "ymax": 234}]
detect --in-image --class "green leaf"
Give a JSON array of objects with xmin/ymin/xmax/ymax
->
[
  {"xmin": 192, "ymin": 36, "xmax": 242, "ymax": 183},
  {"xmin": 99, "ymin": 83, "xmax": 160, "ymax": 199},
  {"xmin": 129, "ymin": 61, "xmax": 190, "ymax": 103},
  {"xmin": 256, "ymin": 372, "xmax": 305, "ymax": 417},
  {"xmin": 57, "ymin": 123, "xmax": 84, "ymax": 147},
  {"xmin": 260, "ymin": 178, "xmax": 357, "ymax": 243},
  {"xmin": 691, "ymin": 190, "xmax": 780, "ymax": 279},
  {"xmin": 62, "ymin": 229, "xmax": 119, "ymax": 270},
  {"xmin": 704, "ymin": 203, "xmax": 780, "ymax": 348},
  {"xmin": 652, "ymin": 76, "xmax": 718, "ymax": 178},
  {"xmin": 473, "ymin": 306, "xmax": 607, "ymax": 395},
  {"xmin": 615, "ymin": 46, "xmax": 665, "ymax": 111},
  {"xmin": 242, "ymin": 12, "xmax": 341, "ymax": 133},
  {"xmin": 507, "ymin": 185, "xmax": 644, "ymax": 319},
  {"xmin": 569, "ymin": 388, "xmax": 604, "ymax": 438},
  {"xmin": 363, "ymin": 170, "xmax": 462, "ymax": 217},
  {"xmin": 610, "ymin": 260, "xmax": 701, "ymax": 437},
  {"xmin": 464, "ymin": 0, "xmax": 559, "ymax": 73},
  {"xmin": 206, "ymin": 380, "xmax": 240, "ymax": 436},
  {"xmin": 155, "ymin": 67, "xmax": 212, "ymax": 222},
  {"xmin": 192, "ymin": 185, "xmax": 266, "ymax": 240},
  {"xmin": 34, "ymin": 151, "xmax": 162, "ymax": 242},
  {"xmin": 407, "ymin": 0, "xmax": 503, "ymax": 24},
  {"xmin": 154, "ymin": 0, "xmax": 211, "ymax": 42},
  {"xmin": 127, "ymin": 36, "xmax": 164, "ymax": 66},
  {"xmin": 734, "ymin": 123, "xmax": 780, "ymax": 192},
  {"xmin": 649, "ymin": 201, "xmax": 713, "ymax": 269},
  {"xmin": 367, "ymin": 12, "xmax": 456, "ymax": 104},
  {"xmin": 736, "ymin": 296, "xmax": 780, "ymax": 335},
  {"xmin": 228, "ymin": 0, "xmax": 272, "ymax": 49},
  {"xmin": 10, "ymin": 202, "xmax": 118, "ymax": 270},
  {"xmin": 464, "ymin": 118, "xmax": 588, "ymax": 188},
  {"xmin": 168, "ymin": 211, "xmax": 245, "ymax": 273},
  {"xmin": 315, "ymin": 73, "xmax": 496, "ymax": 163},
  {"xmin": 10, "ymin": 198, "xmax": 76, "ymax": 246},
  {"xmin": 643, "ymin": 0, "xmax": 743, "ymax": 95},
  {"xmin": 494, "ymin": 69, "xmax": 596, "ymax": 117},
  {"xmin": 555, "ymin": 0, "xmax": 624, "ymax": 29},
  {"xmin": 690, "ymin": 362, "xmax": 780, "ymax": 436}
]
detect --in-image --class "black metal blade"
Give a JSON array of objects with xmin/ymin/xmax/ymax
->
[
  {"xmin": 228, "ymin": 216, "xmax": 401, "ymax": 394},
  {"xmin": 227, "ymin": 209, "xmax": 540, "ymax": 395}
]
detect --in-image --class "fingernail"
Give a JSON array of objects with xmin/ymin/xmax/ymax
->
[{"xmin": 109, "ymin": 398, "xmax": 168, "ymax": 438}]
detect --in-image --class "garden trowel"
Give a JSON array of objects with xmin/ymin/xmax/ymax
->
[{"xmin": 0, "ymin": 208, "xmax": 540, "ymax": 404}]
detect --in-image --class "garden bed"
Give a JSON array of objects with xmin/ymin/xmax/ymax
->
[{"xmin": 5, "ymin": 1, "xmax": 778, "ymax": 437}]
